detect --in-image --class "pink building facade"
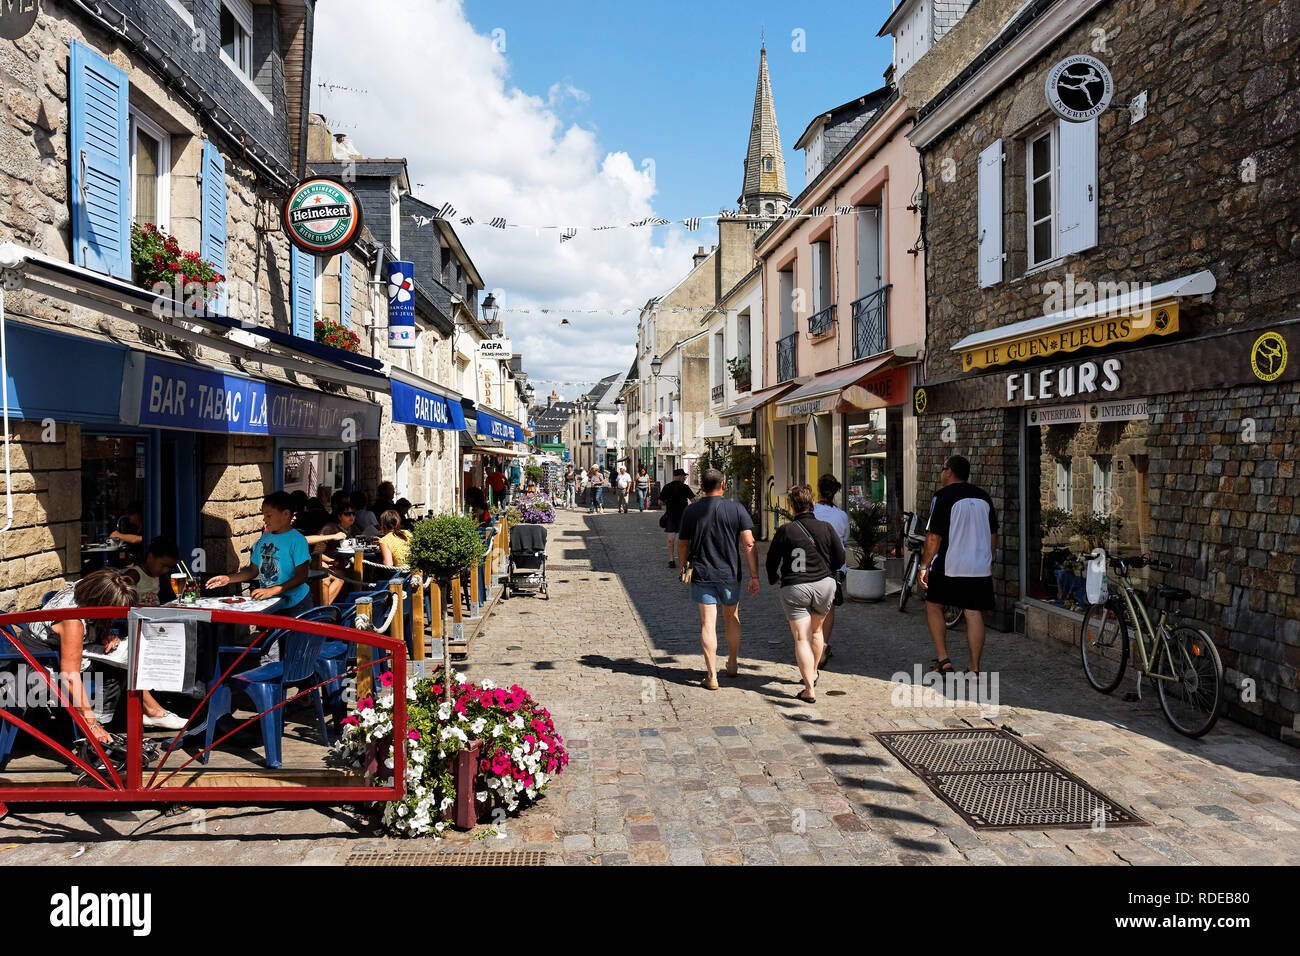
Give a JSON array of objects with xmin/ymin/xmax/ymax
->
[{"xmin": 756, "ymin": 91, "xmax": 926, "ymax": 534}]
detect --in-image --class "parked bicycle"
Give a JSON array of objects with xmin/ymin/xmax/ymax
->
[
  {"xmin": 897, "ymin": 511, "xmax": 963, "ymax": 629},
  {"xmin": 1079, "ymin": 551, "xmax": 1223, "ymax": 737}
]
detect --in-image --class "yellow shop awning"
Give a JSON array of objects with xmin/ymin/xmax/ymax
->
[{"xmin": 951, "ymin": 270, "xmax": 1215, "ymax": 371}]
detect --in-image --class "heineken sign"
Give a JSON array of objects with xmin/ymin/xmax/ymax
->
[{"xmin": 281, "ymin": 177, "xmax": 364, "ymax": 256}]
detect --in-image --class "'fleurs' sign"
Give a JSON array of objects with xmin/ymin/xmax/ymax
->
[{"xmin": 281, "ymin": 177, "xmax": 364, "ymax": 256}]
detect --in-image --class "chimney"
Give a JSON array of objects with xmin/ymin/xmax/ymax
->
[{"xmin": 692, "ymin": 245, "xmax": 709, "ymax": 269}]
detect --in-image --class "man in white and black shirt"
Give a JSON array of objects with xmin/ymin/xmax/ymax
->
[{"xmin": 919, "ymin": 454, "xmax": 998, "ymax": 677}]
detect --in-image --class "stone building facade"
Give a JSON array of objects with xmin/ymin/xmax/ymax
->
[
  {"xmin": 0, "ymin": 1, "xmax": 389, "ymax": 608},
  {"xmin": 907, "ymin": 0, "xmax": 1300, "ymax": 742}
]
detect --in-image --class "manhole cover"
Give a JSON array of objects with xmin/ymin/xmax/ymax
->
[
  {"xmin": 872, "ymin": 729, "xmax": 1145, "ymax": 830},
  {"xmin": 345, "ymin": 850, "xmax": 548, "ymax": 866}
]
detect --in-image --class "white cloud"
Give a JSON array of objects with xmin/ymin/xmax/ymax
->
[{"xmin": 313, "ymin": 0, "xmax": 698, "ymax": 393}]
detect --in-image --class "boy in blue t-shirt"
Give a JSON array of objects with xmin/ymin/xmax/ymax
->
[{"xmin": 204, "ymin": 491, "xmax": 312, "ymax": 617}]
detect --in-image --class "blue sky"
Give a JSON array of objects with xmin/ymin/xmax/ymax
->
[
  {"xmin": 463, "ymin": 0, "xmax": 898, "ymax": 221},
  {"xmin": 315, "ymin": 1, "xmax": 899, "ymax": 393}
]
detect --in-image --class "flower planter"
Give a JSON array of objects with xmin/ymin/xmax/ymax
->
[{"xmin": 847, "ymin": 568, "xmax": 886, "ymax": 601}]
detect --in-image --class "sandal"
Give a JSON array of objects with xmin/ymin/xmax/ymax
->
[
  {"xmin": 794, "ymin": 689, "xmax": 816, "ymax": 703},
  {"xmin": 725, "ymin": 662, "xmax": 739, "ymax": 678},
  {"xmin": 702, "ymin": 675, "xmax": 719, "ymax": 691},
  {"xmin": 933, "ymin": 658, "xmax": 955, "ymax": 674}
]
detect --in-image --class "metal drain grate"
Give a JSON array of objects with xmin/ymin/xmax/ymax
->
[
  {"xmin": 345, "ymin": 850, "xmax": 549, "ymax": 866},
  {"xmin": 872, "ymin": 729, "xmax": 1145, "ymax": 830}
]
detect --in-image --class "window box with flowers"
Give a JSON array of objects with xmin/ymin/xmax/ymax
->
[
  {"xmin": 727, "ymin": 356, "xmax": 752, "ymax": 393},
  {"xmin": 130, "ymin": 222, "xmax": 225, "ymax": 307},
  {"xmin": 315, "ymin": 312, "xmax": 361, "ymax": 353}
]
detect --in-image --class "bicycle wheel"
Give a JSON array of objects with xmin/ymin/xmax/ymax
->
[
  {"xmin": 944, "ymin": 605, "xmax": 964, "ymax": 629},
  {"xmin": 1156, "ymin": 626, "xmax": 1224, "ymax": 737},
  {"xmin": 1080, "ymin": 602, "xmax": 1128, "ymax": 694},
  {"xmin": 899, "ymin": 553, "xmax": 919, "ymax": 612}
]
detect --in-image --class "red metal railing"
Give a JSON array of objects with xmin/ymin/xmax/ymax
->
[{"xmin": 0, "ymin": 607, "xmax": 405, "ymax": 809}]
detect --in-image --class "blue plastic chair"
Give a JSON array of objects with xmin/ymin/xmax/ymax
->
[
  {"xmin": 0, "ymin": 624, "xmax": 61, "ymax": 771},
  {"xmin": 199, "ymin": 624, "xmax": 332, "ymax": 768},
  {"xmin": 318, "ymin": 591, "xmax": 393, "ymax": 726}
]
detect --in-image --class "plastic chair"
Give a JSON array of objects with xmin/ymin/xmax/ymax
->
[
  {"xmin": 199, "ymin": 622, "xmax": 332, "ymax": 768},
  {"xmin": 0, "ymin": 624, "xmax": 61, "ymax": 771},
  {"xmin": 318, "ymin": 591, "xmax": 393, "ymax": 726}
]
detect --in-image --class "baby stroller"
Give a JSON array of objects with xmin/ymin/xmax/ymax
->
[{"xmin": 503, "ymin": 522, "xmax": 549, "ymax": 600}]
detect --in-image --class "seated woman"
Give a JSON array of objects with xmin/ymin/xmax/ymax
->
[
  {"xmin": 123, "ymin": 537, "xmax": 180, "ymax": 606},
  {"xmin": 378, "ymin": 509, "xmax": 411, "ymax": 569},
  {"xmin": 24, "ymin": 569, "xmax": 188, "ymax": 742},
  {"xmin": 313, "ymin": 500, "xmax": 357, "ymax": 604}
]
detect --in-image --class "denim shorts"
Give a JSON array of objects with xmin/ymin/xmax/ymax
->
[{"xmin": 691, "ymin": 581, "xmax": 740, "ymax": 606}]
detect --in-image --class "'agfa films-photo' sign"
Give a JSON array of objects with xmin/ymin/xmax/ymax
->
[
  {"xmin": 1046, "ymin": 54, "xmax": 1114, "ymax": 122},
  {"xmin": 281, "ymin": 177, "xmax": 364, "ymax": 255},
  {"xmin": 479, "ymin": 338, "xmax": 512, "ymax": 359},
  {"xmin": 387, "ymin": 261, "xmax": 415, "ymax": 349}
]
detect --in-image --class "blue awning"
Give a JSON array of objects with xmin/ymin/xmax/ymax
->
[
  {"xmin": 391, "ymin": 377, "xmax": 466, "ymax": 431},
  {"xmin": 473, "ymin": 410, "xmax": 525, "ymax": 443}
]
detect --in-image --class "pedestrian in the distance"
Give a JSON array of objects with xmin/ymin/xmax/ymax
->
[
  {"xmin": 918, "ymin": 454, "xmax": 998, "ymax": 678},
  {"xmin": 766, "ymin": 484, "xmax": 846, "ymax": 703},
  {"xmin": 576, "ymin": 467, "xmax": 589, "ymax": 511},
  {"xmin": 615, "ymin": 465, "xmax": 632, "ymax": 513},
  {"xmin": 588, "ymin": 465, "xmax": 607, "ymax": 514},
  {"xmin": 658, "ymin": 468, "xmax": 695, "ymax": 567},
  {"xmin": 563, "ymin": 464, "xmax": 577, "ymax": 510},
  {"xmin": 635, "ymin": 465, "xmax": 650, "ymax": 512},
  {"xmin": 813, "ymin": 473, "xmax": 851, "ymax": 668},
  {"xmin": 678, "ymin": 469, "xmax": 759, "ymax": 690}
]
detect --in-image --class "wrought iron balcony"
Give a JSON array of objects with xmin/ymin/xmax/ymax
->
[
  {"xmin": 852, "ymin": 284, "xmax": 891, "ymax": 361},
  {"xmin": 711, "ymin": 383, "xmax": 725, "ymax": 405},
  {"xmin": 808, "ymin": 303, "xmax": 836, "ymax": 338},
  {"xmin": 777, "ymin": 331, "xmax": 798, "ymax": 383}
]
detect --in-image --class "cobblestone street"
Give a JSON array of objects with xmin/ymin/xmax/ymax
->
[{"xmin": 3, "ymin": 506, "xmax": 1299, "ymax": 866}]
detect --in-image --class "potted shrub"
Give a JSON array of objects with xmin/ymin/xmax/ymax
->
[
  {"xmin": 406, "ymin": 514, "xmax": 484, "ymax": 582},
  {"xmin": 846, "ymin": 497, "xmax": 888, "ymax": 600}
]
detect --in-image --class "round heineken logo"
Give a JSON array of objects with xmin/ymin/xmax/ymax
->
[
  {"xmin": 1045, "ymin": 54, "xmax": 1114, "ymax": 122},
  {"xmin": 282, "ymin": 177, "xmax": 363, "ymax": 256}
]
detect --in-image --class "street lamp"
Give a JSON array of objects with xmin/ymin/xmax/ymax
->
[{"xmin": 481, "ymin": 292, "xmax": 499, "ymax": 324}]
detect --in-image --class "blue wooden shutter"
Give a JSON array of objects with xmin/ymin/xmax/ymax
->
[
  {"xmin": 200, "ymin": 140, "xmax": 228, "ymax": 311},
  {"xmin": 339, "ymin": 253, "xmax": 352, "ymax": 328},
  {"xmin": 70, "ymin": 41, "xmax": 131, "ymax": 279},
  {"xmin": 291, "ymin": 244, "xmax": 315, "ymax": 338}
]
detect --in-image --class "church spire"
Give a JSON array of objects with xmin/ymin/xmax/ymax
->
[{"xmin": 739, "ymin": 45, "xmax": 789, "ymax": 217}]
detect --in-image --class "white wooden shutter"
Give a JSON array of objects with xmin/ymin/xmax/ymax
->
[
  {"xmin": 1057, "ymin": 117, "xmax": 1098, "ymax": 256},
  {"xmin": 977, "ymin": 139, "xmax": 1003, "ymax": 288}
]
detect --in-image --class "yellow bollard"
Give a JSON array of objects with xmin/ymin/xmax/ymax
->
[
  {"xmin": 352, "ymin": 550, "xmax": 365, "ymax": 593},
  {"xmin": 356, "ymin": 594, "xmax": 374, "ymax": 702},
  {"xmin": 388, "ymin": 578, "xmax": 405, "ymax": 667},
  {"xmin": 411, "ymin": 574, "xmax": 426, "ymax": 662}
]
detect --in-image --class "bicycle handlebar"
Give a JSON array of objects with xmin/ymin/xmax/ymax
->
[{"xmin": 1083, "ymin": 551, "xmax": 1172, "ymax": 572}]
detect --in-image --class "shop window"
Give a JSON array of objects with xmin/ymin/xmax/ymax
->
[
  {"xmin": 130, "ymin": 111, "xmax": 170, "ymax": 231},
  {"xmin": 81, "ymin": 435, "xmax": 147, "ymax": 571},
  {"xmin": 1026, "ymin": 416, "xmax": 1148, "ymax": 606},
  {"xmin": 845, "ymin": 409, "xmax": 887, "ymax": 507}
]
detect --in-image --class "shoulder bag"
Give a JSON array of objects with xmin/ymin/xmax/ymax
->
[{"xmin": 787, "ymin": 517, "xmax": 843, "ymax": 604}]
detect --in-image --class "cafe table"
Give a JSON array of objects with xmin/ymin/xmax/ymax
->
[{"xmin": 159, "ymin": 595, "xmax": 286, "ymax": 704}]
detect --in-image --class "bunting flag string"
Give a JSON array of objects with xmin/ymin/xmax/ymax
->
[{"xmin": 405, "ymin": 204, "xmax": 871, "ymax": 242}]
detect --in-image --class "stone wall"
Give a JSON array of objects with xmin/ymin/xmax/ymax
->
[
  {"xmin": 0, "ymin": 422, "xmax": 82, "ymax": 612},
  {"xmin": 201, "ymin": 434, "xmax": 274, "ymax": 575},
  {"xmin": 919, "ymin": 0, "xmax": 1300, "ymax": 382},
  {"xmin": 1147, "ymin": 383, "xmax": 1300, "ymax": 742}
]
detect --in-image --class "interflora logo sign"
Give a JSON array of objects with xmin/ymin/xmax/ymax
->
[
  {"xmin": 0, "ymin": 0, "xmax": 38, "ymax": 40},
  {"xmin": 1250, "ymin": 331, "xmax": 1287, "ymax": 382},
  {"xmin": 281, "ymin": 177, "xmax": 363, "ymax": 255},
  {"xmin": 1046, "ymin": 54, "xmax": 1114, "ymax": 122}
]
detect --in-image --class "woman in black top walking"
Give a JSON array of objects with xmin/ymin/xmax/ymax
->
[{"xmin": 766, "ymin": 485, "xmax": 846, "ymax": 702}]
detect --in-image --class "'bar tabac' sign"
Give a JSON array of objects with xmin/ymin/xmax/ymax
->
[{"xmin": 959, "ymin": 304, "xmax": 1179, "ymax": 370}]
